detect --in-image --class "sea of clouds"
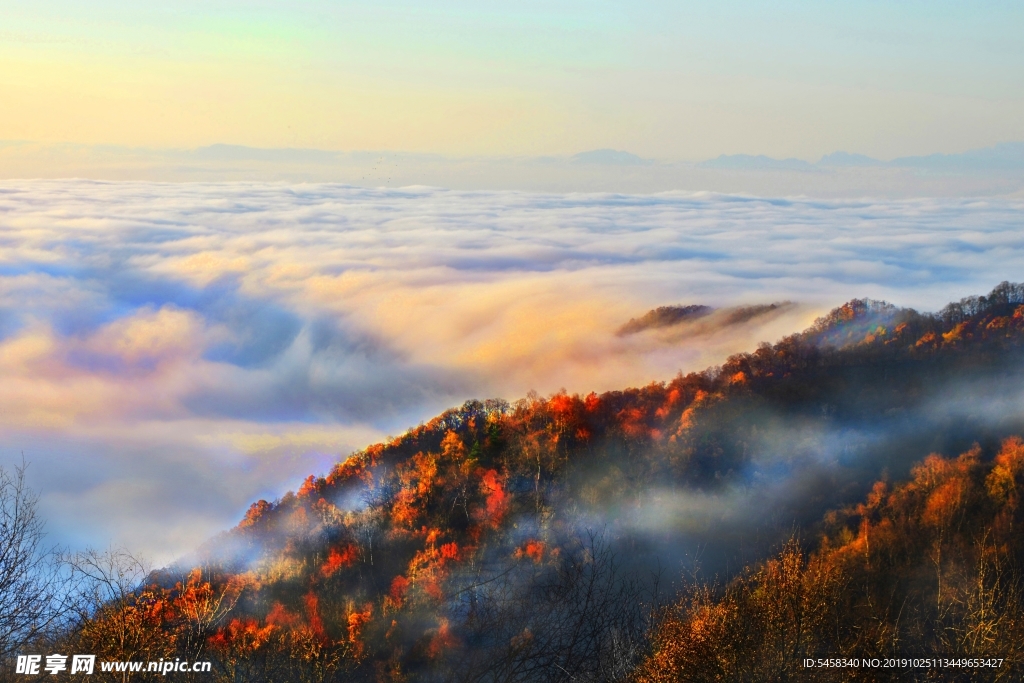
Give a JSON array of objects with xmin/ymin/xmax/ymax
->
[{"xmin": 1, "ymin": 179, "xmax": 1023, "ymax": 563}]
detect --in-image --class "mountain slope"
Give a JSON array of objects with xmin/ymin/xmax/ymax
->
[{"xmin": 67, "ymin": 282, "xmax": 1024, "ymax": 682}]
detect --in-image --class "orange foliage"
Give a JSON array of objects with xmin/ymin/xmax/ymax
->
[
  {"xmin": 312, "ymin": 497, "xmax": 341, "ymax": 525},
  {"xmin": 266, "ymin": 602, "xmax": 300, "ymax": 629},
  {"xmin": 325, "ymin": 453, "xmax": 371, "ymax": 487},
  {"xmin": 76, "ymin": 584, "xmax": 178, "ymax": 664},
  {"xmin": 836, "ymin": 302, "xmax": 858, "ymax": 322},
  {"xmin": 426, "ymin": 619, "xmax": 459, "ymax": 660},
  {"xmin": 549, "ymin": 393, "xmax": 578, "ymax": 421},
  {"xmin": 389, "ymin": 576, "xmax": 409, "ymax": 606},
  {"xmin": 479, "ymin": 469, "xmax": 508, "ymax": 525},
  {"xmin": 922, "ymin": 478, "xmax": 966, "ymax": 528},
  {"xmin": 619, "ymin": 407, "xmax": 644, "ymax": 433},
  {"xmin": 171, "ymin": 567, "xmax": 247, "ymax": 646},
  {"xmin": 942, "ymin": 321, "xmax": 969, "ymax": 344},
  {"xmin": 514, "ymin": 540, "xmax": 545, "ymax": 563},
  {"xmin": 858, "ymin": 479, "xmax": 888, "ymax": 514},
  {"xmin": 347, "ymin": 605, "xmax": 372, "ymax": 659},
  {"xmin": 391, "ymin": 451, "xmax": 441, "ymax": 529},
  {"xmin": 440, "ymin": 430, "xmax": 467, "ymax": 461},
  {"xmin": 391, "ymin": 490, "xmax": 419, "ymax": 529},
  {"xmin": 423, "ymin": 580, "xmax": 444, "ymax": 601},
  {"xmin": 239, "ymin": 499, "xmax": 272, "ymax": 529},
  {"xmin": 297, "ymin": 474, "xmax": 324, "ymax": 498},
  {"xmin": 405, "ymin": 531, "xmax": 458, "ymax": 603},
  {"xmin": 987, "ymin": 436, "xmax": 1024, "ymax": 516},
  {"xmin": 365, "ymin": 442, "xmax": 386, "ymax": 466},
  {"xmin": 303, "ymin": 592, "xmax": 326, "ymax": 640},
  {"xmin": 321, "ymin": 544, "xmax": 359, "ymax": 577},
  {"xmin": 633, "ymin": 600, "xmax": 731, "ymax": 683},
  {"xmin": 674, "ymin": 389, "xmax": 713, "ymax": 436},
  {"xmin": 655, "ymin": 388, "xmax": 682, "ymax": 419},
  {"xmin": 675, "ymin": 407, "xmax": 698, "ymax": 435},
  {"xmin": 208, "ymin": 617, "xmax": 275, "ymax": 655},
  {"xmin": 411, "ymin": 453, "xmax": 438, "ymax": 497}
]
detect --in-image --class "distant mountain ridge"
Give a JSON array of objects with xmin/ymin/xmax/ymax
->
[
  {"xmin": 699, "ymin": 154, "xmax": 814, "ymax": 171},
  {"xmin": 569, "ymin": 149, "xmax": 650, "ymax": 166},
  {"xmin": 616, "ymin": 304, "xmax": 714, "ymax": 335},
  {"xmin": 701, "ymin": 141, "xmax": 1024, "ymax": 172},
  {"xmin": 616, "ymin": 302, "xmax": 792, "ymax": 336},
  {"xmin": 68, "ymin": 141, "xmax": 1024, "ymax": 173}
]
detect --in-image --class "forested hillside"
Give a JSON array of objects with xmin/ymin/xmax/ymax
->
[
  {"xmin": 634, "ymin": 438, "xmax": 1024, "ymax": 682},
  {"xmin": 38, "ymin": 282, "xmax": 1024, "ymax": 682}
]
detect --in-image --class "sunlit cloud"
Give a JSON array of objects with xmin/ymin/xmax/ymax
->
[{"xmin": 1, "ymin": 180, "xmax": 1023, "ymax": 562}]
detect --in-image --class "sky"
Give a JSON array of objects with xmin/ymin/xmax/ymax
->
[
  {"xmin": 2, "ymin": 0, "xmax": 1024, "ymax": 162},
  {"xmin": 2, "ymin": 180, "xmax": 1024, "ymax": 563}
]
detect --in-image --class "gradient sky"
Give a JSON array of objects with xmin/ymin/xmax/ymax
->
[{"xmin": 3, "ymin": 0, "xmax": 1023, "ymax": 160}]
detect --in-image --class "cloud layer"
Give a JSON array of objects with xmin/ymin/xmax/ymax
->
[{"xmin": 1, "ymin": 180, "xmax": 1023, "ymax": 562}]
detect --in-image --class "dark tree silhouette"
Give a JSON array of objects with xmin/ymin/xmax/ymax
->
[{"xmin": 0, "ymin": 460, "xmax": 71, "ymax": 663}]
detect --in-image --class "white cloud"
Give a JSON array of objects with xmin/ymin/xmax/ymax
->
[{"xmin": 1, "ymin": 180, "xmax": 1022, "ymax": 562}]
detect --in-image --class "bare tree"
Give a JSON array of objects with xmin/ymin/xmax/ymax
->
[
  {"xmin": 0, "ymin": 459, "xmax": 71, "ymax": 662},
  {"xmin": 65, "ymin": 547, "xmax": 176, "ymax": 682}
]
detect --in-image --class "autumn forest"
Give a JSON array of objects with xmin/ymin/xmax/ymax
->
[{"xmin": 10, "ymin": 282, "xmax": 1024, "ymax": 682}]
